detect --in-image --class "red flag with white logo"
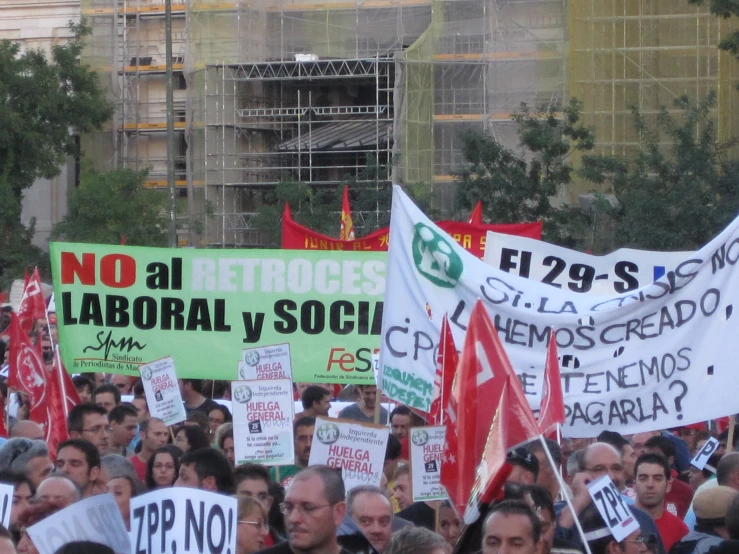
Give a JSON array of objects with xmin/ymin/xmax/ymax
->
[
  {"xmin": 45, "ymin": 347, "xmax": 81, "ymax": 458},
  {"xmin": 538, "ymin": 329, "xmax": 566, "ymax": 434},
  {"xmin": 8, "ymin": 313, "xmax": 49, "ymax": 424},
  {"xmin": 429, "ymin": 315, "xmax": 458, "ymax": 426},
  {"xmin": 467, "ymin": 201, "xmax": 483, "ymax": 225},
  {"xmin": 17, "ymin": 268, "xmax": 46, "ymax": 332}
]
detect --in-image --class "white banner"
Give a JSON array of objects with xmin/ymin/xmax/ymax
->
[
  {"xmin": 140, "ymin": 357, "xmax": 187, "ymax": 426},
  {"xmin": 409, "ymin": 426, "xmax": 447, "ymax": 502},
  {"xmin": 483, "ymin": 231, "xmax": 690, "ymax": 294},
  {"xmin": 130, "ymin": 488, "xmax": 237, "ymax": 554},
  {"xmin": 26, "ymin": 494, "xmax": 130, "ymax": 554},
  {"xmin": 308, "ymin": 417, "xmax": 388, "ymax": 491},
  {"xmin": 238, "ymin": 343, "xmax": 292, "ymax": 380},
  {"xmin": 379, "ymin": 185, "xmax": 739, "ymax": 437},
  {"xmin": 232, "ymin": 379, "xmax": 295, "ymax": 466}
]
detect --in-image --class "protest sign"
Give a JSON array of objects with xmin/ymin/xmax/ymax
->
[
  {"xmin": 50, "ymin": 243, "xmax": 385, "ymax": 383},
  {"xmin": 0, "ymin": 483, "xmax": 14, "ymax": 529},
  {"xmin": 483, "ymin": 231, "xmax": 690, "ymax": 294},
  {"xmin": 308, "ymin": 417, "xmax": 389, "ymax": 490},
  {"xmin": 140, "ymin": 356, "xmax": 186, "ymax": 426},
  {"xmin": 379, "ymin": 185, "xmax": 739, "ymax": 437},
  {"xmin": 238, "ymin": 343, "xmax": 292, "ymax": 380},
  {"xmin": 691, "ymin": 437, "xmax": 721, "ymax": 471},
  {"xmin": 231, "ymin": 379, "xmax": 295, "ymax": 465},
  {"xmin": 409, "ymin": 426, "xmax": 447, "ymax": 502},
  {"xmin": 130, "ymin": 488, "xmax": 237, "ymax": 554},
  {"xmin": 26, "ymin": 494, "xmax": 130, "ymax": 554},
  {"xmin": 587, "ymin": 475, "xmax": 639, "ymax": 542}
]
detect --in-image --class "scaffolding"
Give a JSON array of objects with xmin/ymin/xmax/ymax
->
[{"xmin": 81, "ymin": 0, "xmax": 739, "ymax": 246}]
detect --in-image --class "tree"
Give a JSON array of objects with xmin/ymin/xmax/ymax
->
[
  {"xmin": 0, "ymin": 22, "xmax": 113, "ymax": 285},
  {"xmin": 581, "ymin": 92, "xmax": 739, "ymax": 250},
  {"xmin": 51, "ymin": 167, "xmax": 168, "ymax": 246},
  {"xmin": 454, "ymin": 100, "xmax": 595, "ymax": 246},
  {"xmin": 688, "ymin": 1, "xmax": 739, "ymax": 60}
]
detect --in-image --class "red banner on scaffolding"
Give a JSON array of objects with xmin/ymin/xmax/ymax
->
[{"xmin": 281, "ymin": 204, "xmax": 542, "ymax": 258}]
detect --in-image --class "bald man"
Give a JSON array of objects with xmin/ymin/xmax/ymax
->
[
  {"xmin": 9, "ymin": 421, "xmax": 44, "ymax": 441},
  {"xmin": 35, "ymin": 476, "xmax": 82, "ymax": 507}
]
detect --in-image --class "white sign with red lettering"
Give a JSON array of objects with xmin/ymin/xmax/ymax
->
[
  {"xmin": 410, "ymin": 426, "xmax": 447, "ymax": 501},
  {"xmin": 587, "ymin": 475, "xmax": 640, "ymax": 542},
  {"xmin": 232, "ymin": 379, "xmax": 294, "ymax": 466},
  {"xmin": 308, "ymin": 417, "xmax": 389, "ymax": 491},
  {"xmin": 140, "ymin": 356, "xmax": 186, "ymax": 426},
  {"xmin": 239, "ymin": 343, "xmax": 292, "ymax": 380}
]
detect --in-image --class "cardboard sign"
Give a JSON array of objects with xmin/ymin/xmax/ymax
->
[
  {"xmin": 409, "ymin": 426, "xmax": 447, "ymax": 501},
  {"xmin": 130, "ymin": 488, "xmax": 237, "ymax": 554},
  {"xmin": 140, "ymin": 357, "xmax": 186, "ymax": 426},
  {"xmin": 26, "ymin": 494, "xmax": 130, "ymax": 554},
  {"xmin": 239, "ymin": 343, "xmax": 292, "ymax": 380},
  {"xmin": 308, "ymin": 416, "xmax": 389, "ymax": 491},
  {"xmin": 232, "ymin": 379, "xmax": 295, "ymax": 466},
  {"xmin": 484, "ymin": 231, "xmax": 691, "ymax": 295},
  {"xmin": 691, "ymin": 437, "xmax": 721, "ymax": 471},
  {"xmin": 0, "ymin": 482, "xmax": 14, "ymax": 529},
  {"xmin": 587, "ymin": 475, "xmax": 640, "ymax": 542}
]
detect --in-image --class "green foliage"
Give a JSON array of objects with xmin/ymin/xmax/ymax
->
[
  {"xmin": 52, "ymin": 167, "xmax": 168, "ymax": 246},
  {"xmin": 688, "ymin": 1, "xmax": 739, "ymax": 64},
  {"xmin": 454, "ymin": 100, "xmax": 595, "ymax": 246},
  {"xmin": 0, "ymin": 21, "xmax": 113, "ymax": 286},
  {"xmin": 581, "ymin": 92, "xmax": 739, "ymax": 250}
]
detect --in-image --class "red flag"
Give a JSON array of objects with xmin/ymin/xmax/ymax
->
[
  {"xmin": 467, "ymin": 201, "xmax": 483, "ymax": 225},
  {"xmin": 17, "ymin": 268, "xmax": 46, "ymax": 332},
  {"xmin": 8, "ymin": 313, "xmax": 49, "ymax": 424},
  {"xmin": 283, "ymin": 202, "xmax": 293, "ymax": 221},
  {"xmin": 538, "ymin": 329, "xmax": 566, "ymax": 434},
  {"xmin": 45, "ymin": 347, "xmax": 81, "ymax": 458},
  {"xmin": 339, "ymin": 186, "xmax": 355, "ymax": 241},
  {"xmin": 429, "ymin": 315, "xmax": 458, "ymax": 425}
]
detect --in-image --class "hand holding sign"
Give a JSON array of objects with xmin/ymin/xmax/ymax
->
[{"xmin": 691, "ymin": 437, "xmax": 720, "ymax": 471}]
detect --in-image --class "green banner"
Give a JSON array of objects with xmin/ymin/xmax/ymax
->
[{"xmin": 50, "ymin": 243, "xmax": 385, "ymax": 384}]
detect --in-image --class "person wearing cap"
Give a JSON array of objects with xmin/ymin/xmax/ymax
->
[
  {"xmin": 579, "ymin": 503, "xmax": 655, "ymax": 554},
  {"xmin": 505, "ymin": 447, "xmax": 539, "ymax": 485},
  {"xmin": 670, "ymin": 485, "xmax": 738, "ymax": 554}
]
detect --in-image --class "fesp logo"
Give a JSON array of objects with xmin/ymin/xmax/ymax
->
[
  {"xmin": 233, "ymin": 385, "xmax": 253, "ymax": 404},
  {"xmin": 412, "ymin": 223, "xmax": 463, "ymax": 288},
  {"xmin": 316, "ymin": 422, "xmax": 340, "ymax": 445},
  {"xmin": 244, "ymin": 350, "xmax": 260, "ymax": 367},
  {"xmin": 411, "ymin": 429, "xmax": 429, "ymax": 447}
]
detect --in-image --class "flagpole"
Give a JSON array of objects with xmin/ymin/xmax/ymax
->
[{"xmin": 538, "ymin": 435, "xmax": 593, "ymax": 554}]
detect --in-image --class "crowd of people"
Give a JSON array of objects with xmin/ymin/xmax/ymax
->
[{"xmin": 1, "ymin": 310, "xmax": 739, "ymax": 554}]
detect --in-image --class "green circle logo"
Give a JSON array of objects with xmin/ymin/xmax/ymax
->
[
  {"xmin": 233, "ymin": 385, "xmax": 253, "ymax": 404},
  {"xmin": 316, "ymin": 422, "xmax": 340, "ymax": 444},
  {"xmin": 412, "ymin": 223, "xmax": 463, "ymax": 288},
  {"xmin": 411, "ymin": 429, "xmax": 429, "ymax": 447}
]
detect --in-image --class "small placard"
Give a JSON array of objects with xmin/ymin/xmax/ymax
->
[
  {"xmin": 691, "ymin": 437, "xmax": 721, "ymax": 471},
  {"xmin": 587, "ymin": 475, "xmax": 640, "ymax": 542},
  {"xmin": 0, "ymin": 482, "xmax": 15, "ymax": 529},
  {"xmin": 140, "ymin": 356, "xmax": 186, "ymax": 426},
  {"xmin": 239, "ymin": 343, "xmax": 292, "ymax": 380},
  {"xmin": 409, "ymin": 426, "xmax": 447, "ymax": 502}
]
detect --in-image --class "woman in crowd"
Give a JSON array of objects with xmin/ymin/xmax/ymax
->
[
  {"xmin": 437, "ymin": 501, "xmax": 461, "ymax": 551},
  {"xmin": 106, "ymin": 475, "xmax": 138, "ymax": 530},
  {"xmin": 216, "ymin": 423, "xmax": 235, "ymax": 467},
  {"xmin": 16, "ymin": 500, "xmax": 66, "ymax": 554},
  {"xmin": 207, "ymin": 405, "xmax": 232, "ymax": 438},
  {"xmin": 145, "ymin": 445, "xmax": 183, "ymax": 490},
  {"xmin": 235, "ymin": 495, "xmax": 269, "ymax": 554},
  {"xmin": 174, "ymin": 426, "xmax": 210, "ymax": 453}
]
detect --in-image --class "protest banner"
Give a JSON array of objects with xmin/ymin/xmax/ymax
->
[
  {"xmin": 231, "ymin": 379, "xmax": 295, "ymax": 465},
  {"xmin": 308, "ymin": 416, "xmax": 388, "ymax": 490},
  {"xmin": 587, "ymin": 475, "xmax": 639, "ymax": 542},
  {"xmin": 238, "ymin": 343, "xmax": 292, "ymax": 380},
  {"xmin": 26, "ymin": 494, "xmax": 130, "ymax": 554},
  {"xmin": 0, "ymin": 483, "xmax": 14, "ymax": 529},
  {"xmin": 379, "ymin": 185, "xmax": 739, "ymax": 437},
  {"xmin": 409, "ymin": 426, "xmax": 447, "ymax": 502},
  {"xmin": 483, "ymin": 231, "xmax": 690, "ymax": 294},
  {"xmin": 130, "ymin": 488, "xmax": 237, "ymax": 554},
  {"xmin": 282, "ymin": 204, "xmax": 542, "ymax": 258},
  {"xmin": 691, "ymin": 437, "xmax": 721, "ymax": 471},
  {"xmin": 140, "ymin": 356, "xmax": 186, "ymax": 426},
  {"xmin": 49, "ymin": 243, "xmax": 384, "ymax": 383}
]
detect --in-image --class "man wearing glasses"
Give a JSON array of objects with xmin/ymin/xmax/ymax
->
[
  {"xmin": 67, "ymin": 403, "xmax": 110, "ymax": 455},
  {"xmin": 256, "ymin": 465, "xmax": 350, "ymax": 554}
]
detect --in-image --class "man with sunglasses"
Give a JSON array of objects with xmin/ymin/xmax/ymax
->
[{"xmin": 256, "ymin": 465, "xmax": 350, "ymax": 554}]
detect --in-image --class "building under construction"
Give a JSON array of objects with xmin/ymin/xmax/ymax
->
[{"xmin": 81, "ymin": 0, "xmax": 739, "ymax": 247}]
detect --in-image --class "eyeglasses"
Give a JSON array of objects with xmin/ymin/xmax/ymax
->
[
  {"xmin": 114, "ymin": 383, "xmax": 127, "ymax": 390},
  {"xmin": 623, "ymin": 535, "xmax": 657, "ymax": 548},
  {"xmin": 586, "ymin": 464, "xmax": 624, "ymax": 473},
  {"xmin": 81, "ymin": 425, "xmax": 111, "ymax": 435},
  {"xmin": 279, "ymin": 502, "xmax": 332, "ymax": 516},
  {"xmin": 239, "ymin": 520, "xmax": 269, "ymax": 531}
]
